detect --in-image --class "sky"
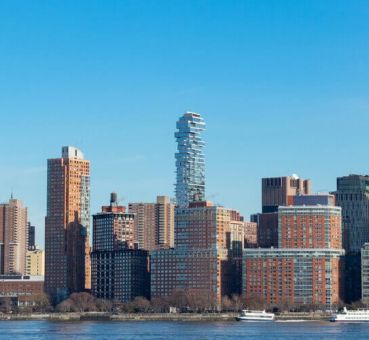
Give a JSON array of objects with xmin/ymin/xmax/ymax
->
[{"xmin": 1, "ymin": 1, "xmax": 369, "ymax": 247}]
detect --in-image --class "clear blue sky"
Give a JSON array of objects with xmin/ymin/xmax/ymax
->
[{"xmin": 1, "ymin": 1, "xmax": 369, "ymax": 247}]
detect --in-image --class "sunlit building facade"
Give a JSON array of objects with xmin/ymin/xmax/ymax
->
[
  {"xmin": 45, "ymin": 146, "xmax": 91, "ymax": 302},
  {"xmin": 128, "ymin": 196, "xmax": 174, "ymax": 250},
  {"xmin": 151, "ymin": 202, "xmax": 249, "ymax": 305},
  {"xmin": 175, "ymin": 112, "xmax": 206, "ymax": 208},
  {"xmin": 0, "ymin": 198, "xmax": 28, "ymax": 275}
]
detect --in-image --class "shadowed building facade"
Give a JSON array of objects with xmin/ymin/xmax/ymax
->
[
  {"xmin": 91, "ymin": 194, "xmax": 150, "ymax": 302},
  {"xmin": 45, "ymin": 146, "xmax": 91, "ymax": 302},
  {"xmin": 335, "ymin": 174, "xmax": 369, "ymax": 302}
]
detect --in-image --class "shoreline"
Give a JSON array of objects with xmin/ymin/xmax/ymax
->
[{"xmin": 0, "ymin": 312, "xmax": 331, "ymax": 322}]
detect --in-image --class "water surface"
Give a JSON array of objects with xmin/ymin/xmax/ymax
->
[{"xmin": 0, "ymin": 320, "xmax": 369, "ymax": 339}]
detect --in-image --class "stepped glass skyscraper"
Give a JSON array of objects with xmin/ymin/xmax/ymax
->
[
  {"xmin": 175, "ymin": 112, "xmax": 206, "ymax": 208},
  {"xmin": 45, "ymin": 146, "xmax": 91, "ymax": 302}
]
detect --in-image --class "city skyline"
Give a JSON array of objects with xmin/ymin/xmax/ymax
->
[{"xmin": 1, "ymin": 1, "xmax": 369, "ymax": 247}]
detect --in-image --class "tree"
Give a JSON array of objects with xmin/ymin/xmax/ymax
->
[
  {"xmin": 150, "ymin": 297, "xmax": 169, "ymax": 313},
  {"xmin": 56, "ymin": 299, "xmax": 73, "ymax": 313},
  {"xmin": 69, "ymin": 292, "xmax": 97, "ymax": 312},
  {"xmin": 130, "ymin": 297, "xmax": 151, "ymax": 313},
  {"xmin": 56, "ymin": 292, "xmax": 98, "ymax": 312},
  {"xmin": 95, "ymin": 298, "xmax": 112, "ymax": 312},
  {"xmin": 221, "ymin": 296, "xmax": 233, "ymax": 312},
  {"xmin": 31, "ymin": 293, "xmax": 53, "ymax": 313}
]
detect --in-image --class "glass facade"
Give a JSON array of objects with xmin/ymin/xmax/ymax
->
[{"xmin": 175, "ymin": 112, "xmax": 206, "ymax": 208}]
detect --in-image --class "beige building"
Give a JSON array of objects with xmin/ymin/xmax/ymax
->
[
  {"xmin": 26, "ymin": 248, "xmax": 45, "ymax": 276},
  {"xmin": 128, "ymin": 196, "xmax": 174, "ymax": 251},
  {"xmin": 0, "ymin": 198, "xmax": 28, "ymax": 275}
]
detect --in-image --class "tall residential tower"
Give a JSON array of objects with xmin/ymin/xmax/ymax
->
[
  {"xmin": 175, "ymin": 112, "xmax": 206, "ymax": 208},
  {"xmin": 0, "ymin": 198, "xmax": 28, "ymax": 275},
  {"xmin": 45, "ymin": 146, "xmax": 91, "ymax": 302}
]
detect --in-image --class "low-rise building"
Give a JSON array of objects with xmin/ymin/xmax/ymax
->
[{"xmin": 25, "ymin": 248, "xmax": 45, "ymax": 276}]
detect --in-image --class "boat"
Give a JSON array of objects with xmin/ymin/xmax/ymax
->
[
  {"xmin": 330, "ymin": 307, "xmax": 369, "ymax": 322},
  {"xmin": 236, "ymin": 309, "xmax": 275, "ymax": 321}
]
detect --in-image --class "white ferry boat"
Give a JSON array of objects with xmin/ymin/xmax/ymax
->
[
  {"xmin": 330, "ymin": 307, "xmax": 369, "ymax": 322},
  {"xmin": 236, "ymin": 309, "xmax": 275, "ymax": 322}
]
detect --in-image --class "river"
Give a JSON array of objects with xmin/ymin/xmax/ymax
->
[{"xmin": 0, "ymin": 320, "xmax": 369, "ymax": 339}]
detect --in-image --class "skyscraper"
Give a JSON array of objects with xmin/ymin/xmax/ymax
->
[
  {"xmin": 335, "ymin": 174, "xmax": 369, "ymax": 302},
  {"xmin": 0, "ymin": 198, "xmax": 28, "ymax": 275},
  {"xmin": 128, "ymin": 196, "xmax": 175, "ymax": 250},
  {"xmin": 175, "ymin": 112, "xmax": 206, "ymax": 208},
  {"xmin": 45, "ymin": 146, "xmax": 91, "ymax": 302},
  {"xmin": 335, "ymin": 175, "xmax": 369, "ymax": 253}
]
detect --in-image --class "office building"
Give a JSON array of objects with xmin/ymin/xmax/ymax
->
[
  {"xmin": 335, "ymin": 175, "xmax": 369, "ymax": 252},
  {"xmin": 175, "ymin": 112, "xmax": 206, "ymax": 208},
  {"xmin": 128, "ymin": 196, "xmax": 175, "ymax": 250},
  {"xmin": 45, "ymin": 146, "xmax": 91, "ymax": 302},
  {"xmin": 25, "ymin": 248, "xmax": 45, "ymax": 276},
  {"xmin": 335, "ymin": 174, "xmax": 369, "ymax": 302},
  {"xmin": 0, "ymin": 198, "xmax": 28, "ymax": 275},
  {"xmin": 91, "ymin": 249, "xmax": 150, "ymax": 302}
]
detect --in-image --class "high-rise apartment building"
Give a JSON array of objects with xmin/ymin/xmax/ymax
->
[
  {"xmin": 26, "ymin": 248, "xmax": 45, "ymax": 276},
  {"xmin": 278, "ymin": 205, "xmax": 342, "ymax": 249},
  {"xmin": 128, "ymin": 196, "xmax": 174, "ymax": 251},
  {"xmin": 335, "ymin": 174, "xmax": 369, "ymax": 302},
  {"xmin": 0, "ymin": 198, "xmax": 28, "ymax": 275},
  {"xmin": 91, "ymin": 194, "xmax": 149, "ymax": 302},
  {"xmin": 45, "ymin": 146, "xmax": 91, "ymax": 302},
  {"xmin": 255, "ymin": 175, "xmax": 312, "ymax": 248},
  {"xmin": 151, "ymin": 202, "xmax": 249, "ymax": 305},
  {"xmin": 243, "ymin": 249, "xmax": 343, "ymax": 307},
  {"xmin": 175, "ymin": 112, "xmax": 205, "ymax": 208},
  {"xmin": 243, "ymin": 198, "xmax": 345, "ymax": 308},
  {"xmin": 93, "ymin": 193, "xmax": 135, "ymax": 251}
]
